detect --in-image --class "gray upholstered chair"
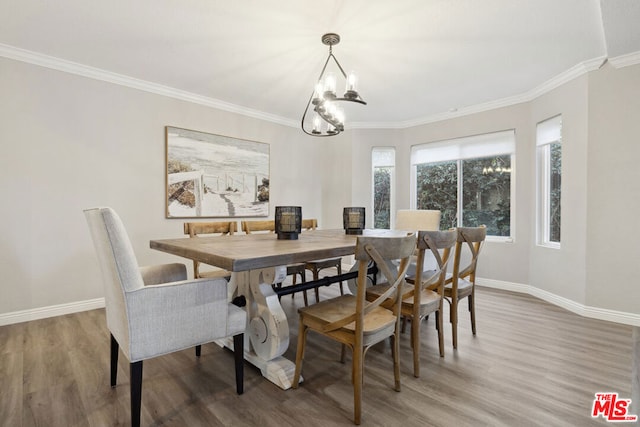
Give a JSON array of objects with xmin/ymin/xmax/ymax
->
[{"xmin": 84, "ymin": 207, "xmax": 246, "ymax": 427}]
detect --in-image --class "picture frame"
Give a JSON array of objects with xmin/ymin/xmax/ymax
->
[{"xmin": 165, "ymin": 126, "xmax": 270, "ymax": 218}]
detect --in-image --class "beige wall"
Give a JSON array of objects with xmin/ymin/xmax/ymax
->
[
  {"xmin": 2, "ymin": 54, "xmax": 640, "ymax": 321},
  {"xmin": 529, "ymin": 75, "xmax": 589, "ymax": 303},
  {"xmin": 0, "ymin": 57, "xmax": 327, "ymax": 314},
  {"xmin": 586, "ymin": 63, "xmax": 640, "ymax": 312}
]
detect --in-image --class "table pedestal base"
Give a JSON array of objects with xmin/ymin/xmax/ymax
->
[{"xmin": 216, "ymin": 337, "xmax": 302, "ymax": 390}]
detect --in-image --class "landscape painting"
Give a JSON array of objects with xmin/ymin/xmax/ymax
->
[{"xmin": 165, "ymin": 126, "xmax": 269, "ymax": 218}]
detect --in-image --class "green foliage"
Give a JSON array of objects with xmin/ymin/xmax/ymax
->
[
  {"xmin": 373, "ymin": 167, "xmax": 391, "ymax": 228},
  {"xmin": 415, "ymin": 155, "xmax": 511, "ymax": 236},
  {"xmin": 416, "ymin": 161, "xmax": 458, "ymax": 229},
  {"xmin": 549, "ymin": 143, "xmax": 561, "ymax": 242}
]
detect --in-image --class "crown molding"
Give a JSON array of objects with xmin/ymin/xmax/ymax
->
[
  {"xmin": 0, "ymin": 43, "xmax": 297, "ymax": 128},
  {"xmin": 0, "ymin": 43, "xmax": 613, "ymax": 130},
  {"xmin": 608, "ymin": 50, "xmax": 640, "ymax": 68}
]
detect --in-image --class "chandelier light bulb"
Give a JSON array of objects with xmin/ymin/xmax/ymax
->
[
  {"xmin": 323, "ymin": 72, "xmax": 337, "ymax": 99},
  {"xmin": 345, "ymin": 71, "xmax": 358, "ymax": 98},
  {"xmin": 312, "ymin": 114, "xmax": 322, "ymax": 134}
]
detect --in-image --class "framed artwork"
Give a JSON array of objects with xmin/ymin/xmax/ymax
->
[{"xmin": 165, "ymin": 126, "xmax": 270, "ymax": 218}]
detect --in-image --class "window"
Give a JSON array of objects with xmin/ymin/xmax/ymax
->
[
  {"xmin": 411, "ymin": 130, "xmax": 515, "ymax": 239},
  {"xmin": 536, "ymin": 115, "xmax": 562, "ymax": 247},
  {"xmin": 372, "ymin": 147, "xmax": 395, "ymax": 229}
]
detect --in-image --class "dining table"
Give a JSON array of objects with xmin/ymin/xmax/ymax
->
[{"xmin": 150, "ymin": 228, "xmax": 407, "ymax": 390}]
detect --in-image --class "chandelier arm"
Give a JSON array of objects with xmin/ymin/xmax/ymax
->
[{"xmin": 328, "ymin": 52, "xmax": 349, "ymax": 80}]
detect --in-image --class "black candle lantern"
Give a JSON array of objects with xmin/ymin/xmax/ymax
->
[
  {"xmin": 275, "ymin": 206, "xmax": 302, "ymax": 240},
  {"xmin": 343, "ymin": 207, "xmax": 365, "ymax": 235}
]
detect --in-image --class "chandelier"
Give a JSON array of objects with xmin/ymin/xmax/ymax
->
[{"xmin": 301, "ymin": 33, "xmax": 366, "ymax": 136}]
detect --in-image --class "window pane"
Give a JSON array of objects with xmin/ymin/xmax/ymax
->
[
  {"xmin": 549, "ymin": 143, "xmax": 561, "ymax": 242},
  {"xmin": 462, "ymin": 155, "xmax": 511, "ymax": 236},
  {"xmin": 415, "ymin": 161, "xmax": 457, "ymax": 230},
  {"xmin": 373, "ymin": 167, "xmax": 391, "ymax": 228}
]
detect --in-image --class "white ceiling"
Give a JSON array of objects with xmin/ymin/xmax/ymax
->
[{"xmin": 2, "ymin": 0, "xmax": 640, "ymax": 128}]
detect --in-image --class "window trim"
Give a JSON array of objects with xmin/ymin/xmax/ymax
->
[
  {"xmin": 536, "ymin": 115, "xmax": 562, "ymax": 249},
  {"xmin": 372, "ymin": 147, "xmax": 396, "ymax": 229}
]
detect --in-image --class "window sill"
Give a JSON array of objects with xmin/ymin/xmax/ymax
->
[{"xmin": 486, "ymin": 236, "xmax": 514, "ymax": 243}]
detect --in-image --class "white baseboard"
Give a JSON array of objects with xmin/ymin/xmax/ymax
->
[
  {"xmin": 478, "ymin": 278, "xmax": 640, "ymax": 327},
  {"xmin": 0, "ymin": 298, "xmax": 105, "ymax": 327}
]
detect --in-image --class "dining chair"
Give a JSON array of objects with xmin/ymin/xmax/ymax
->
[
  {"xmin": 183, "ymin": 221, "xmax": 237, "ymax": 280},
  {"xmin": 292, "ymin": 233, "xmax": 416, "ymax": 425},
  {"xmin": 366, "ymin": 229, "xmax": 457, "ymax": 377},
  {"xmin": 84, "ymin": 207, "xmax": 246, "ymax": 427},
  {"xmin": 394, "ymin": 209, "xmax": 441, "ymax": 280},
  {"xmin": 302, "ymin": 218, "xmax": 344, "ymax": 304},
  {"xmin": 445, "ymin": 225, "xmax": 486, "ymax": 349},
  {"xmin": 395, "ymin": 209, "xmax": 441, "ymax": 232},
  {"xmin": 241, "ymin": 219, "xmax": 308, "ymax": 303}
]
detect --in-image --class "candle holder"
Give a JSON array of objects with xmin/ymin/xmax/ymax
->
[
  {"xmin": 275, "ymin": 206, "xmax": 302, "ymax": 240},
  {"xmin": 343, "ymin": 207, "xmax": 365, "ymax": 235}
]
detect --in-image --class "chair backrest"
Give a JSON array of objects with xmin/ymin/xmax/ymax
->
[
  {"xmin": 452, "ymin": 225, "xmax": 487, "ymax": 282},
  {"xmin": 84, "ymin": 207, "xmax": 142, "ymax": 354},
  {"xmin": 301, "ymin": 218, "xmax": 318, "ymax": 230},
  {"xmin": 241, "ymin": 220, "xmax": 275, "ymax": 234},
  {"xmin": 395, "ymin": 209, "xmax": 441, "ymax": 232},
  {"xmin": 184, "ymin": 221, "xmax": 237, "ymax": 237},
  {"xmin": 184, "ymin": 221, "xmax": 237, "ymax": 277},
  {"xmin": 412, "ymin": 230, "xmax": 458, "ymax": 303},
  {"xmin": 322, "ymin": 234, "xmax": 416, "ymax": 335}
]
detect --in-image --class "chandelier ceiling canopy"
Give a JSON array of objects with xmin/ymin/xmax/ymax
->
[{"xmin": 301, "ymin": 33, "xmax": 366, "ymax": 137}]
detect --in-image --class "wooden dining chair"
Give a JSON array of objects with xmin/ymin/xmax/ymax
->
[
  {"xmin": 183, "ymin": 221, "xmax": 237, "ymax": 280},
  {"xmin": 302, "ymin": 218, "xmax": 344, "ymax": 304},
  {"xmin": 292, "ymin": 233, "xmax": 416, "ymax": 425},
  {"xmin": 241, "ymin": 220, "xmax": 308, "ymax": 303},
  {"xmin": 445, "ymin": 225, "xmax": 486, "ymax": 349},
  {"xmin": 366, "ymin": 229, "xmax": 457, "ymax": 377}
]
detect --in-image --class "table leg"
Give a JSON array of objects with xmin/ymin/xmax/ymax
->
[{"xmin": 222, "ymin": 267, "xmax": 302, "ymax": 390}]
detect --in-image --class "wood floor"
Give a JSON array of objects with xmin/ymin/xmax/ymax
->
[{"xmin": 0, "ymin": 285, "xmax": 633, "ymax": 426}]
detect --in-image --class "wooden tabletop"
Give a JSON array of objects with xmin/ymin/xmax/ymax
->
[{"xmin": 150, "ymin": 229, "xmax": 407, "ymax": 272}]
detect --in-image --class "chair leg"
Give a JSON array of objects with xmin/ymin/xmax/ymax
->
[
  {"xmin": 292, "ymin": 320, "xmax": 307, "ymax": 388},
  {"xmin": 110, "ymin": 334, "xmax": 119, "ymax": 388},
  {"xmin": 233, "ymin": 333, "xmax": 244, "ymax": 394},
  {"xmin": 195, "ymin": 345, "xmax": 202, "ymax": 358},
  {"xmin": 353, "ymin": 345, "xmax": 363, "ymax": 425},
  {"xmin": 130, "ymin": 361, "xmax": 143, "ymax": 427},
  {"xmin": 411, "ymin": 316, "xmax": 420, "ymax": 378},
  {"xmin": 337, "ymin": 264, "xmax": 344, "ymax": 295},
  {"xmin": 313, "ymin": 270, "xmax": 320, "ymax": 303},
  {"xmin": 437, "ymin": 309, "xmax": 444, "ymax": 357},
  {"xmin": 469, "ymin": 293, "xmax": 476, "ymax": 335},
  {"xmin": 451, "ymin": 299, "xmax": 459, "ymax": 349},
  {"xmin": 392, "ymin": 331, "xmax": 401, "ymax": 391}
]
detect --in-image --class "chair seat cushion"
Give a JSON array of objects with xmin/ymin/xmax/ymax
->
[{"xmin": 299, "ymin": 295, "xmax": 396, "ymax": 342}]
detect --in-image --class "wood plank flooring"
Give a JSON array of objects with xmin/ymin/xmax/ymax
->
[{"xmin": 0, "ymin": 286, "xmax": 633, "ymax": 426}]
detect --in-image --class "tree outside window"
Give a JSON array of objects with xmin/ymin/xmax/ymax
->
[
  {"xmin": 416, "ymin": 155, "xmax": 511, "ymax": 236},
  {"xmin": 372, "ymin": 147, "xmax": 395, "ymax": 229}
]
